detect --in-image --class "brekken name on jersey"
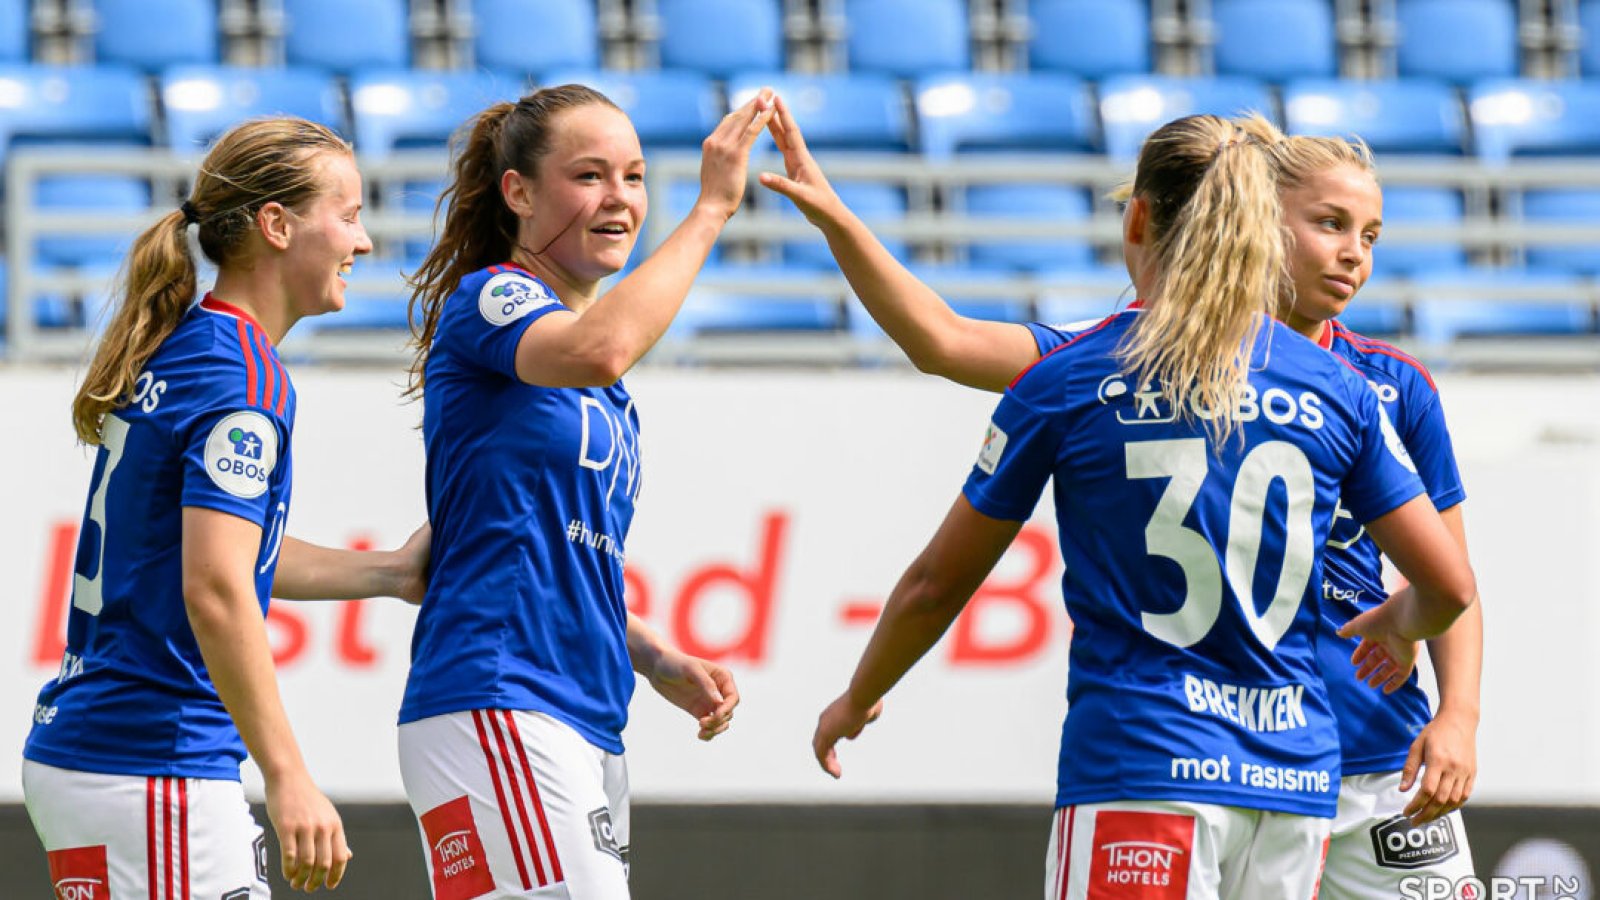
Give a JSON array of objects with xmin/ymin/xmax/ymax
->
[{"xmin": 1183, "ymin": 673, "xmax": 1308, "ymax": 733}]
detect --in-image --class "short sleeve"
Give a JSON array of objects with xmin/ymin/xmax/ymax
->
[
  {"xmin": 1026, "ymin": 322, "xmax": 1073, "ymax": 356},
  {"xmin": 1339, "ymin": 385, "xmax": 1427, "ymax": 525},
  {"xmin": 179, "ymin": 405, "xmax": 289, "ymax": 526},
  {"xmin": 436, "ymin": 270, "xmax": 567, "ymax": 379},
  {"xmin": 1400, "ymin": 389, "xmax": 1466, "ymax": 511},
  {"xmin": 961, "ymin": 388, "xmax": 1062, "ymax": 523}
]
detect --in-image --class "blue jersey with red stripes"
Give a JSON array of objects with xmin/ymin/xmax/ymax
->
[
  {"xmin": 25, "ymin": 296, "xmax": 296, "ymax": 780},
  {"xmin": 1319, "ymin": 320, "xmax": 1465, "ymax": 774},
  {"xmin": 401, "ymin": 264, "xmax": 641, "ymax": 754},
  {"xmin": 968, "ymin": 311, "xmax": 1424, "ymax": 817}
]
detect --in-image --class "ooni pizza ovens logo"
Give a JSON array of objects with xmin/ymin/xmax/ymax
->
[{"xmin": 1373, "ymin": 814, "xmax": 1460, "ymax": 869}]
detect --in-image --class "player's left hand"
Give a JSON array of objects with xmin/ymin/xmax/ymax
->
[
  {"xmin": 812, "ymin": 693, "xmax": 883, "ymax": 779},
  {"xmin": 1338, "ymin": 603, "xmax": 1419, "ymax": 694},
  {"xmin": 391, "ymin": 521, "xmax": 431, "ymax": 605},
  {"xmin": 1401, "ymin": 708, "xmax": 1478, "ymax": 824},
  {"xmin": 648, "ymin": 650, "xmax": 739, "ymax": 741}
]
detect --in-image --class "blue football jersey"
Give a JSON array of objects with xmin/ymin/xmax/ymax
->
[
  {"xmin": 401, "ymin": 264, "xmax": 641, "ymax": 754},
  {"xmin": 965, "ymin": 312, "xmax": 1424, "ymax": 817},
  {"xmin": 25, "ymin": 296, "xmax": 296, "ymax": 780},
  {"xmin": 1319, "ymin": 320, "xmax": 1465, "ymax": 775}
]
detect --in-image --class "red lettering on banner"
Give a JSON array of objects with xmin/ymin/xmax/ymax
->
[
  {"xmin": 334, "ymin": 535, "xmax": 379, "ymax": 668},
  {"xmin": 32, "ymin": 520, "xmax": 77, "ymax": 666},
  {"xmin": 47, "ymin": 844, "xmax": 110, "ymax": 900},
  {"xmin": 950, "ymin": 525, "xmax": 1059, "ymax": 664},
  {"xmin": 1087, "ymin": 811, "xmax": 1193, "ymax": 900},
  {"xmin": 670, "ymin": 511, "xmax": 788, "ymax": 662},
  {"xmin": 267, "ymin": 604, "xmax": 309, "ymax": 667},
  {"xmin": 420, "ymin": 796, "xmax": 495, "ymax": 900}
]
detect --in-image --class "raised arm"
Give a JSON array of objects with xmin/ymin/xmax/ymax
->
[
  {"xmin": 512, "ymin": 90, "xmax": 776, "ymax": 387},
  {"xmin": 759, "ymin": 94, "xmax": 1040, "ymax": 392},
  {"xmin": 813, "ymin": 495, "xmax": 1023, "ymax": 777},
  {"xmin": 181, "ymin": 507, "xmax": 349, "ymax": 891}
]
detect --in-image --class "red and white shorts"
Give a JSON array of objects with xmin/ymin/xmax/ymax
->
[
  {"xmin": 399, "ymin": 709, "xmax": 630, "ymax": 900},
  {"xmin": 1321, "ymin": 771, "xmax": 1475, "ymax": 900},
  {"xmin": 23, "ymin": 759, "xmax": 270, "ymax": 899},
  {"xmin": 1043, "ymin": 799, "xmax": 1332, "ymax": 900}
]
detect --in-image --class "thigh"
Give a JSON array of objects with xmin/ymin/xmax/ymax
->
[
  {"xmin": 400, "ymin": 709, "xmax": 630, "ymax": 900},
  {"xmin": 1044, "ymin": 800, "xmax": 1249, "ymax": 900},
  {"xmin": 1321, "ymin": 773, "xmax": 1475, "ymax": 900},
  {"xmin": 1221, "ymin": 809, "xmax": 1330, "ymax": 900},
  {"xmin": 24, "ymin": 760, "xmax": 270, "ymax": 899}
]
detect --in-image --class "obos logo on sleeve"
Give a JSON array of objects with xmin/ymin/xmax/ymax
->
[
  {"xmin": 479, "ymin": 272, "xmax": 556, "ymax": 326},
  {"xmin": 204, "ymin": 411, "xmax": 279, "ymax": 499},
  {"xmin": 1377, "ymin": 404, "xmax": 1417, "ymax": 473},
  {"xmin": 977, "ymin": 422, "xmax": 1008, "ymax": 475}
]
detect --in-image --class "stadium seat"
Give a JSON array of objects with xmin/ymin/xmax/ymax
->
[
  {"xmin": 915, "ymin": 72, "xmax": 1096, "ymax": 159},
  {"xmin": 962, "ymin": 184, "xmax": 1094, "ymax": 272},
  {"xmin": 729, "ymin": 73, "xmax": 912, "ymax": 152},
  {"xmin": 0, "ymin": 0, "xmax": 27, "ymax": 62},
  {"xmin": 1396, "ymin": 0, "xmax": 1518, "ymax": 83},
  {"xmin": 0, "ymin": 64, "xmax": 152, "ymax": 163},
  {"xmin": 34, "ymin": 175, "xmax": 151, "ymax": 267},
  {"xmin": 1411, "ymin": 268, "xmax": 1594, "ymax": 341},
  {"xmin": 539, "ymin": 69, "xmax": 721, "ymax": 150},
  {"xmin": 1034, "ymin": 265, "xmax": 1137, "ymax": 329},
  {"xmin": 283, "ymin": 0, "xmax": 408, "ymax": 73},
  {"xmin": 1027, "ymin": 0, "xmax": 1149, "ymax": 78},
  {"xmin": 783, "ymin": 181, "xmax": 907, "ymax": 268},
  {"xmin": 1211, "ymin": 0, "xmax": 1337, "ymax": 82},
  {"xmin": 674, "ymin": 264, "xmax": 840, "ymax": 334},
  {"xmin": 474, "ymin": 0, "xmax": 597, "ymax": 74},
  {"xmin": 1582, "ymin": 1, "xmax": 1600, "ymax": 77},
  {"xmin": 1097, "ymin": 75, "xmax": 1274, "ymax": 160},
  {"xmin": 350, "ymin": 69, "xmax": 519, "ymax": 158},
  {"xmin": 656, "ymin": 0, "xmax": 782, "ymax": 78},
  {"xmin": 845, "ymin": 0, "xmax": 968, "ymax": 77},
  {"xmin": 1332, "ymin": 294, "xmax": 1408, "ymax": 337},
  {"xmin": 1283, "ymin": 78, "xmax": 1465, "ymax": 154},
  {"xmin": 161, "ymin": 66, "xmax": 345, "ymax": 151},
  {"xmin": 93, "ymin": 0, "xmax": 218, "ymax": 70},
  {"xmin": 1371, "ymin": 187, "xmax": 1468, "ymax": 277},
  {"xmin": 1522, "ymin": 189, "xmax": 1600, "ymax": 275},
  {"xmin": 1469, "ymin": 79, "xmax": 1600, "ymax": 161}
]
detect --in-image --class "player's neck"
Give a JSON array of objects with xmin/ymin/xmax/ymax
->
[
  {"xmin": 507, "ymin": 252, "xmax": 599, "ymax": 315},
  {"xmin": 210, "ymin": 268, "xmax": 291, "ymax": 344}
]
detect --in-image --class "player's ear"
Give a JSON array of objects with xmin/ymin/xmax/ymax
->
[
  {"xmin": 502, "ymin": 169, "xmax": 536, "ymax": 218},
  {"xmin": 257, "ymin": 201, "xmax": 292, "ymax": 251}
]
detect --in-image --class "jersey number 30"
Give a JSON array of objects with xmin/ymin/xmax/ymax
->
[{"xmin": 1126, "ymin": 438, "xmax": 1316, "ymax": 652}]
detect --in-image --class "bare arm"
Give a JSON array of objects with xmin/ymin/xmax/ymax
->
[
  {"xmin": 182, "ymin": 507, "xmax": 349, "ymax": 891},
  {"xmin": 272, "ymin": 522, "xmax": 429, "ymax": 604},
  {"xmin": 513, "ymin": 91, "xmax": 776, "ymax": 387},
  {"xmin": 627, "ymin": 612, "xmax": 739, "ymax": 741},
  {"xmin": 813, "ymin": 496, "xmax": 1023, "ymax": 776},
  {"xmin": 759, "ymin": 94, "xmax": 1039, "ymax": 392},
  {"xmin": 1351, "ymin": 495, "xmax": 1477, "ymax": 643}
]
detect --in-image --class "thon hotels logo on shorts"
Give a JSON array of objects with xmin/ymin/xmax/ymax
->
[
  {"xmin": 47, "ymin": 845, "xmax": 109, "ymax": 900},
  {"xmin": 478, "ymin": 272, "xmax": 556, "ymax": 326},
  {"xmin": 204, "ymin": 410, "xmax": 278, "ymax": 499},
  {"xmin": 1087, "ymin": 811, "xmax": 1193, "ymax": 899},
  {"xmin": 1372, "ymin": 814, "xmax": 1460, "ymax": 870},
  {"xmin": 421, "ymin": 796, "xmax": 496, "ymax": 900}
]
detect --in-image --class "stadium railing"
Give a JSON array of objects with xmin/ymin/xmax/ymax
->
[{"xmin": 6, "ymin": 147, "xmax": 1600, "ymax": 368}]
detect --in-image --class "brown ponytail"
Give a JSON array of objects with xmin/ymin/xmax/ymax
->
[{"xmin": 72, "ymin": 116, "xmax": 350, "ymax": 444}]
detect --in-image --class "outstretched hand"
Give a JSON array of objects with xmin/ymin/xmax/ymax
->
[
  {"xmin": 648, "ymin": 649, "xmax": 739, "ymax": 741},
  {"xmin": 1338, "ymin": 603, "xmax": 1420, "ymax": 694},
  {"xmin": 757, "ymin": 93, "xmax": 847, "ymax": 228},
  {"xmin": 695, "ymin": 87, "xmax": 776, "ymax": 221},
  {"xmin": 812, "ymin": 692, "xmax": 883, "ymax": 779}
]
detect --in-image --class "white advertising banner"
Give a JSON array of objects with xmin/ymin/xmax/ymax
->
[{"xmin": 1, "ymin": 368, "xmax": 1596, "ymax": 805}]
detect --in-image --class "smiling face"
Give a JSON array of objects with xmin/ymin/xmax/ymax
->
[
  {"xmin": 281, "ymin": 151, "xmax": 372, "ymax": 318},
  {"xmin": 1279, "ymin": 162, "xmax": 1383, "ymax": 335},
  {"xmin": 510, "ymin": 103, "xmax": 647, "ymax": 290}
]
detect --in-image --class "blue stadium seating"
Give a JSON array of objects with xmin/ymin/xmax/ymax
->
[
  {"xmin": 730, "ymin": 73, "xmax": 911, "ymax": 152},
  {"xmin": 1027, "ymin": 0, "xmax": 1148, "ymax": 78},
  {"xmin": 1522, "ymin": 189, "xmax": 1600, "ymax": 274},
  {"xmin": 540, "ymin": 69, "xmax": 721, "ymax": 149},
  {"xmin": 0, "ymin": 0, "xmax": 23, "ymax": 62},
  {"xmin": 350, "ymin": 69, "xmax": 519, "ymax": 158},
  {"xmin": 1470, "ymin": 79, "xmax": 1600, "ymax": 161},
  {"xmin": 474, "ymin": 0, "xmax": 597, "ymax": 74},
  {"xmin": 1582, "ymin": 1, "xmax": 1600, "ymax": 77},
  {"xmin": 0, "ymin": 64, "xmax": 152, "ymax": 162},
  {"xmin": 1372, "ymin": 187, "xmax": 1468, "ymax": 277},
  {"xmin": 161, "ymin": 66, "xmax": 345, "ymax": 151},
  {"xmin": 839, "ymin": 263, "xmax": 1031, "ymax": 337},
  {"xmin": 783, "ymin": 181, "xmax": 907, "ymax": 268},
  {"xmin": 962, "ymin": 184, "xmax": 1094, "ymax": 272},
  {"xmin": 674, "ymin": 265, "xmax": 840, "ymax": 334},
  {"xmin": 1332, "ymin": 295, "xmax": 1408, "ymax": 337},
  {"xmin": 1097, "ymin": 75, "xmax": 1274, "ymax": 160},
  {"xmin": 1212, "ymin": 0, "xmax": 1337, "ymax": 82},
  {"xmin": 1034, "ymin": 266, "xmax": 1139, "ymax": 328},
  {"xmin": 1283, "ymin": 78, "xmax": 1465, "ymax": 154},
  {"xmin": 1396, "ymin": 0, "xmax": 1518, "ymax": 83},
  {"xmin": 34, "ymin": 175, "xmax": 150, "ymax": 266},
  {"xmin": 845, "ymin": 0, "xmax": 968, "ymax": 77},
  {"xmin": 915, "ymin": 72, "xmax": 1095, "ymax": 158},
  {"xmin": 94, "ymin": 0, "xmax": 217, "ymax": 70},
  {"xmin": 283, "ymin": 0, "xmax": 408, "ymax": 73},
  {"xmin": 657, "ymin": 0, "xmax": 782, "ymax": 78},
  {"xmin": 1411, "ymin": 268, "xmax": 1594, "ymax": 341}
]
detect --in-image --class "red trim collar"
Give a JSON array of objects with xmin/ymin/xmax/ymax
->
[
  {"xmin": 200, "ymin": 294, "xmax": 272, "ymax": 345},
  {"xmin": 1315, "ymin": 320, "xmax": 1334, "ymax": 349}
]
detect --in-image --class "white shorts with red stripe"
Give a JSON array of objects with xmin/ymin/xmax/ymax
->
[
  {"xmin": 399, "ymin": 709, "xmax": 630, "ymax": 900},
  {"xmin": 1320, "ymin": 772, "xmax": 1475, "ymax": 900},
  {"xmin": 23, "ymin": 759, "xmax": 270, "ymax": 900},
  {"xmin": 1043, "ymin": 800, "xmax": 1331, "ymax": 900}
]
